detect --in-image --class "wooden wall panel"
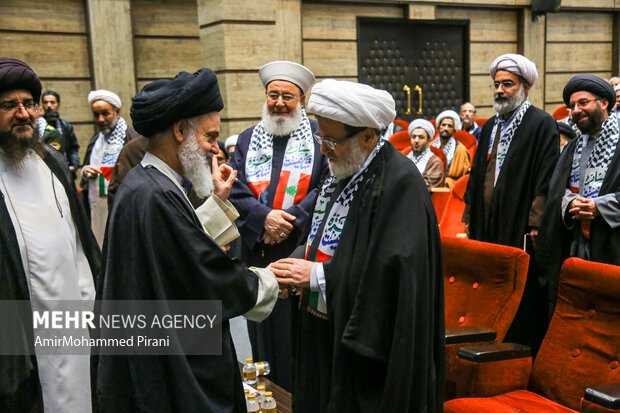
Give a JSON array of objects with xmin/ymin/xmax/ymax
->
[
  {"xmin": 302, "ymin": 3, "xmax": 403, "ymax": 40},
  {"xmin": 469, "ymin": 74, "xmax": 494, "ymax": 110},
  {"xmin": 547, "ymin": 12, "xmax": 612, "ymax": 42},
  {"xmin": 73, "ymin": 124, "xmax": 96, "ymax": 160},
  {"xmin": 560, "ymin": 0, "xmax": 614, "ymax": 8},
  {"xmin": 221, "ymin": 119, "xmax": 261, "ymax": 140},
  {"xmin": 198, "ymin": 0, "xmax": 276, "ymax": 26},
  {"xmin": 303, "ymin": 41, "xmax": 357, "ymax": 78},
  {"xmin": 0, "ymin": 0, "xmax": 86, "ymax": 33},
  {"xmin": 546, "ymin": 43, "xmax": 612, "ymax": 73},
  {"xmin": 39, "ymin": 80, "xmax": 93, "ymax": 123},
  {"xmin": 435, "ymin": 8, "xmax": 518, "ymax": 42},
  {"xmin": 134, "ymin": 38, "xmax": 201, "ymax": 79},
  {"xmin": 470, "ymin": 42, "xmax": 517, "ymax": 75},
  {"xmin": 132, "ymin": 0, "xmax": 199, "ymax": 36},
  {"xmin": 0, "ymin": 34, "xmax": 90, "ymax": 79},
  {"xmin": 218, "ymin": 72, "xmax": 266, "ymax": 119},
  {"xmin": 545, "ymin": 72, "xmax": 612, "ymax": 104}
]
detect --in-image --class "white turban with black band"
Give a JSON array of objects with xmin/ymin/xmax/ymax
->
[
  {"xmin": 308, "ymin": 79, "xmax": 396, "ymax": 130},
  {"xmin": 408, "ymin": 118, "xmax": 435, "ymax": 140},
  {"xmin": 490, "ymin": 53, "xmax": 538, "ymax": 87}
]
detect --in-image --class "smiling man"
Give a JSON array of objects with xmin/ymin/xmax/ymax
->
[
  {"xmin": 228, "ymin": 61, "xmax": 328, "ymax": 390},
  {"xmin": 271, "ymin": 79, "xmax": 444, "ymax": 413}
]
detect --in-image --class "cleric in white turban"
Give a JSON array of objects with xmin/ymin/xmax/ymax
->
[
  {"xmin": 88, "ymin": 89, "xmax": 122, "ymax": 108},
  {"xmin": 435, "ymin": 110, "xmax": 462, "ymax": 131},
  {"xmin": 490, "ymin": 53, "xmax": 538, "ymax": 87},
  {"xmin": 408, "ymin": 118, "xmax": 435, "ymax": 140}
]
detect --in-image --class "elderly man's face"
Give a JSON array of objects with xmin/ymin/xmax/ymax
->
[
  {"xmin": 493, "ymin": 70, "xmax": 528, "ymax": 115},
  {"xmin": 615, "ymin": 89, "xmax": 620, "ymax": 108},
  {"xmin": 0, "ymin": 89, "xmax": 37, "ymax": 139},
  {"xmin": 410, "ymin": 128, "xmax": 430, "ymax": 156},
  {"xmin": 570, "ymin": 91, "xmax": 607, "ymax": 135},
  {"xmin": 92, "ymin": 100, "xmax": 120, "ymax": 133},
  {"xmin": 42, "ymin": 95, "xmax": 60, "ymax": 114},
  {"xmin": 438, "ymin": 118, "xmax": 455, "ymax": 139},
  {"xmin": 460, "ymin": 103, "xmax": 476, "ymax": 127},
  {"xmin": 266, "ymin": 80, "xmax": 303, "ymax": 118},
  {"xmin": 190, "ymin": 111, "xmax": 221, "ymax": 156}
]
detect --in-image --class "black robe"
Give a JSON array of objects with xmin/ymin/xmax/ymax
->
[
  {"xmin": 295, "ymin": 143, "xmax": 445, "ymax": 412},
  {"xmin": 96, "ymin": 164, "xmax": 262, "ymax": 413},
  {"xmin": 0, "ymin": 147, "xmax": 100, "ymax": 413},
  {"xmin": 536, "ymin": 136, "xmax": 620, "ymax": 316},
  {"xmin": 464, "ymin": 105, "xmax": 559, "ymax": 248},
  {"xmin": 228, "ymin": 121, "xmax": 328, "ymax": 390}
]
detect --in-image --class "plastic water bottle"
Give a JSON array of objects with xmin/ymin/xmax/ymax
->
[
  {"xmin": 255, "ymin": 384, "xmax": 265, "ymax": 405},
  {"xmin": 246, "ymin": 393, "xmax": 260, "ymax": 412},
  {"xmin": 260, "ymin": 391, "xmax": 277, "ymax": 413},
  {"xmin": 243, "ymin": 357, "xmax": 257, "ymax": 385},
  {"xmin": 255, "ymin": 361, "xmax": 270, "ymax": 377}
]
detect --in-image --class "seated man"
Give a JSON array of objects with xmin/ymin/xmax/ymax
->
[
  {"xmin": 407, "ymin": 118, "xmax": 445, "ymax": 189},
  {"xmin": 459, "ymin": 102, "xmax": 482, "ymax": 140},
  {"xmin": 433, "ymin": 109, "xmax": 471, "ymax": 187}
]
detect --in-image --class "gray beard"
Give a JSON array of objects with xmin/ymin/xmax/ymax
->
[
  {"xmin": 328, "ymin": 138, "xmax": 370, "ymax": 179},
  {"xmin": 493, "ymin": 85, "xmax": 526, "ymax": 115},
  {"xmin": 261, "ymin": 102, "xmax": 302, "ymax": 136},
  {"xmin": 178, "ymin": 132, "xmax": 213, "ymax": 198}
]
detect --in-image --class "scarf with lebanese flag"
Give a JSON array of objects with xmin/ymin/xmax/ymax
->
[{"xmin": 245, "ymin": 108, "xmax": 314, "ymax": 209}]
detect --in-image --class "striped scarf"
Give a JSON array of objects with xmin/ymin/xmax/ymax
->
[
  {"xmin": 407, "ymin": 146, "xmax": 433, "ymax": 174},
  {"xmin": 432, "ymin": 136, "xmax": 457, "ymax": 170}
]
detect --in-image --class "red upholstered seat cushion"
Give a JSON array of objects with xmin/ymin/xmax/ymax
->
[
  {"xmin": 439, "ymin": 175, "xmax": 468, "ymax": 237},
  {"xmin": 387, "ymin": 130, "xmax": 411, "ymax": 154},
  {"xmin": 444, "ymin": 389, "xmax": 578, "ymax": 413}
]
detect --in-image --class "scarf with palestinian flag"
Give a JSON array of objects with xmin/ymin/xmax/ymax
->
[{"xmin": 245, "ymin": 107, "xmax": 315, "ymax": 209}]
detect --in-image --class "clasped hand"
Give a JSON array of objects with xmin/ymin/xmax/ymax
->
[
  {"xmin": 569, "ymin": 197, "xmax": 599, "ymax": 221},
  {"xmin": 268, "ymin": 258, "xmax": 313, "ymax": 298},
  {"xmin": 263, "ymin": 210, "xmax": 296, "ymax": 245}
]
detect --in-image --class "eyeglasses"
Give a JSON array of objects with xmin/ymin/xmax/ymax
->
[
  {"xmin": 567, "ymin": 99, "xmax": 599, "ymax": 110},
  {"xmin": 0, "ymin": 99, "xmax": 39, "ymax": 114},
  {"xmin": 493, "ymin": 80, "xmax": 517, "ymax": 89},
  {"xmin": 313, "ymin": 130, "xmax": 359, "ymax": 151},
  {"xmin": 266, "ymin": 92, "xmax": 301, "ymax": 102}
]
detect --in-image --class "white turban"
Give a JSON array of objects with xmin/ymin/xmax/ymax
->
[
  {"xmin": 435, "ymin": 110, "xmax": 462, "ymax": 131},
  {"xmin": 225, "ymin": 134, "xmax": 238, "ymax": 150},
  {"xmin": 408, "ymin": 118, "xmax": 435, "ymax": 140},
  {"xmin": 308, "ymin": 79, "xmax": 396, "ymax": 130},
  {"xmin": 88, "ymin": 89, "xmax": 121, "ymax": 108},
  {"xmin": 490, "ymin": 54, "xmax": 538, "ymax": 87},
  {"xmin": 259, "ymin": 61, "xmax": 315, "ymax": 94}
]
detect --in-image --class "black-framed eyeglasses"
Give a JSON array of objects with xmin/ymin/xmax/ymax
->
[
  {"xmin": 0, "ymin": 99, "xmax": 39, "ymax": 114},
  {"xmin": 266, "ymin": 92, "xmax": 301, "ymax": 102},
  {"xmin": 567, "ymin": 99, "xmax": 599, "ymax": 110},
  {"xmin": 313, "ymin": 130, "xmax": 360, "ymax": 150},
  {"xmin": 493, "ymin": 80, "xmax": 517, "ymax": 89}
]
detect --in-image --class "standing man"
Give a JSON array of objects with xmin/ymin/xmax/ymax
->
[
  {"xmin": 0, "ymin": 58, "xmax": 99, "ymax": 413},
  {"xmin": 98, "ymin": 68, "xmax": 278, "ymax": 412},
  {"xmin": 459, "ymin": 102, "xmax": 482, "ymax": 140},
  {"xmin": 39, "ymin": 90, "xmax": 81, "ymax": 173},
  {"xmin": 432, "ymin": 109, "xmax": 470, "ymax": 187},
  {"xmin": 538, "ymin": 74, "xmax": 620, "ymax": 316},
  {"xmin": 407, "ymin": 118, "xmax": 445, "ymax": 189},
  {"xmin": 272, "ymin": 79, "xmax": 444, "ymax": 412},
  {"xmin": 463, "ymin": 53, "xmax": 559, "ymax": 351},
  {"xmin": 229, "ymin": 61, "xmax": 328, "ymax": 390}
]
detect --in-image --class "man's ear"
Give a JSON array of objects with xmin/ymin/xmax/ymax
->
[
  {"xmin": 599, "ymin": 98, "xmax": 610, "ymax": 113},
  {"xmin": 523, "ymin": 81, "xmax": 532, "ymax": 95},
  {"xmin": 173, "ymin": 119, "xmax": 188, "ymax": 143},
  {"xmin": 114, "ymin": 107, "xmax": 121, "ymax": 117}
]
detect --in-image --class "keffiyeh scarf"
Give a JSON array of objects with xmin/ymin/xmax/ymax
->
[
  {"xmin": 407, "ymin": 146, "xmax": 433, "ymax": 173},
  {"xmin": 88, "ymin": 117, "xmax": 127, "ymax": 203},
  {"xmin": 245, "ymin": 108, "xmax": 314, "ymax": 209},
  {"xmin": 433, "ymin": 136, "xmax": 457, "ymax": 170}
]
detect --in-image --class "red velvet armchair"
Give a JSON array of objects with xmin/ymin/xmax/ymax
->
[
  {"xmin": 442, "ymin": 236, "xmax": 529, "ymax": 399},
  {"xmin": 387, "ymin": 130, "xmax": 411, "ymax": 154},
  {"xmin": 444, "ymin": 257, "xmax": 620, "ymax": 412},
  {"xmin": 438, "ymin": 175, "xmax": 469, "ymax": 237}
]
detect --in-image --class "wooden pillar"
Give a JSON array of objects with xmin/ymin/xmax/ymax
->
[
  {"xmin": 612, "ymin": 12, "xmax": 620, "ymax": 77},
  {"xmin": 408, "ymin": 4, "xmax": 436, "ymax": 20},
  {"xmin": 86, "ymin": 0, "xmax": 136, "ymax": 116},
  {"xmin": 197, "ymin": 0, "xmax": 302, "ymax": 138},
  {"xmin": 518, "ymin": 9, "xmax": 546, "ymax": 109}
]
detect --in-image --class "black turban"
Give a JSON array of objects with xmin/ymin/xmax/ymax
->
[
  {"xmin": 130, "ymin": 68, "xmax": 224, "ymax": 137},
  {"xmin": 562, "ymin": 74, "xmax": 615, "ymax": 114},
  {"xmin": 557, "ymin": 122, "xmax": 576, "ymax": 141},
  {"xmin": 0, "ymin": 58, "xmax": 42, "ymax": 102}
]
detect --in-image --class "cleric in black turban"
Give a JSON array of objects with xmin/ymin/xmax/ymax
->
[
  {"xmin": 130, "ymin": 68, "xmax": 224, "ymax": 137},
  {"xmin": 0, "ymin": 57, "xmax": 42, "ymax": 102},
  {"xmin": 563, "ymin": 74, "xmax": 615, "ymax": 114}
]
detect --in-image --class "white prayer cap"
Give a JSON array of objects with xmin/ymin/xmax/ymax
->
[
  {"xmin": 490, "ymin": 54, "xmax": 538, "ymax": 87},
  {"xmin": 408, "ymin": 118, "xmax": 435, "ymax": 140},
  {"xmin": 308, "ymin": 79, "xmax": 396, "ymax": 130},
  {"xmin": 259, "ymin": 61, "xmax": 315, "ymax": 94},
  {"xmin": 225, "ymin": 134, "xmax": 238, "ymax": 150},
  {"xmin": 88, "ymin": 89, "xmax": 121, "ymax": 108},
  {"xmin": 435, "ymin": 110, "xmax": 462, "ymax": 131}
]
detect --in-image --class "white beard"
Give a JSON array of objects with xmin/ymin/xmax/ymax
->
[
  {"xmin": 261, "ymin": 102, "xmax": 302, "ymax": 136},
  {"xmin": 328, "ymin": 138, "xmax": 369, "ymax": 179},
  {"xmin": 178, "ymin": 132, "xmax": 213, "ymax": 198},
  {"xmin": 493, "ymin": 84, "xmax": 526, "ymax": 115}
]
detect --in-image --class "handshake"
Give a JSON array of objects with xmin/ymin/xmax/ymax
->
[{"xmin": 267, "ymin": 258, "xmax": 314, "ymax": 299}]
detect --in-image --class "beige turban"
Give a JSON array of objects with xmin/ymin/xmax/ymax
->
[
  {"xmin": 490, "ymin": 54, "xmax": 538, "ymax": 87},
  {"xmin": 88, "ymin": 89, "xmax": 121, "ymax": 108},
  {"xmin": 259, "ymin": 61, "xmax": 315, "ymax": 94},
  {"xmin": 408, "ymin": 119, "xmax": 435, "ymax": 140},
  {"xmin": 435, "ymin": 110, "xmax": 462, "ymax": 131},
  {"xmin": 308, "ymin": 79, "xmax": 396, "ymax": 130}
]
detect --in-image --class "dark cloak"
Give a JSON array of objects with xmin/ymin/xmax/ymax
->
[
  {"xmin": 465, "ymin": 105, "xmax": 559, "ymax": 248},
  {"xmin": 228, "ymin": 121, "xmax": 328, "ymax": 390},
  {"xmin": 0, "ymin": 147, "xmax": 99, "ymax": 412},
  {"xmin": 96, "ymin": 164, "xmax": 262, "ymax": 413},
  {"xmin": 295, "ymin": 142, "xmax": 445, "ymax": 412},
  {"xmin": 536, "ymin": 136, "xmax": 620, "ymax": 316}
]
